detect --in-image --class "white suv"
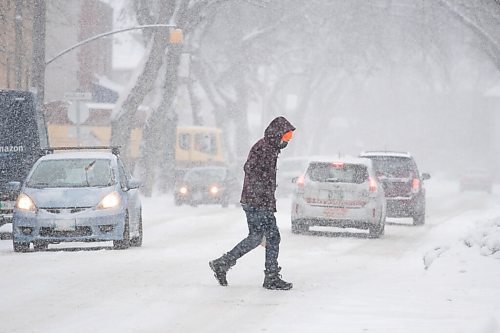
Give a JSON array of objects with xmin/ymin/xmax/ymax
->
[{"xmin": 291, "ymin": 156, "xmax": 386, "ymax": 238}]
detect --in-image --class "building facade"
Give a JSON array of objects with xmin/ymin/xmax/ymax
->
[
  {"xmin": 0, "ymin": 1, "xmax": 34, "ymax": 90},
  {"xmin": 0, "ymin": 0, "xmax": 113, "ymax": 100},
  {"xmin": 45, "ymin": 0, "xmax": 113, "ymax": 102}
]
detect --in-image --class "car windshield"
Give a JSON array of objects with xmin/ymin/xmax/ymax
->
[
  {"xmin": 307, "ymin": 162, "xmax": 368, "ymax": 184},
  {"xmin": 367, "ymin": 157, "xmax": 417, "ymax": 178},
  {"xmin": 27, "ymin": 159, "xmax": 114, "ymax": 188},
  {"xmin": 184, "ymin": 168, "xmax": 226, "ymax": 182}
]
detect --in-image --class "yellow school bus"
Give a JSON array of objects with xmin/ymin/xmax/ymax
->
[{"xmin": 175, "ymin": 126, "xmax": 226, "ymax": 169}]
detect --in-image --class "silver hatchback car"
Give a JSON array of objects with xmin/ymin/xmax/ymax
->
[
  {"xmin": 291, "ymin": 156, "xmax": 386, "ymax": 238},
  {"xmin": 11, "ymin": 148, "xmax": 142, "ymax": 252}
]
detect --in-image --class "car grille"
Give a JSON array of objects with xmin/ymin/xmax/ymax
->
[
  {"xmin": 382, "ymin": 181, "xmax": 411, "ymax": 197},
  {"xmin": 42, "ymin": 207, "xmax": 91, "ymax": 214},
  {"xmin": 39, "ymin": 226, "xmax": 92, "ymax": 237}
]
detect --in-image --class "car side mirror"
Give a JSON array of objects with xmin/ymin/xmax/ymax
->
[
  {"xmin": 422, "ymin": 173, "xmax": 431, "ymax": 181},
  {"xmin": 127, "ymin": 178, "xmax": 141, "ymax": 190},
  {"xmin": 7, "ymin": 181, "xmax": 21, "ymax": 191},
  {"xmin": 291, "ymin": 177, "xmax": 298, "ymax": 183}
]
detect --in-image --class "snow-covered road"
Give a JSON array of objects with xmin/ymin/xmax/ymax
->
[{"xmin": 1, "ymin": 176, "xmax": 499, "ymax": 333}]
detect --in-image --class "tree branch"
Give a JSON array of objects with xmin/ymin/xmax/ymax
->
[{"xmin": 438, "ymin": 0, "xmax": 500, "ymax": 54}]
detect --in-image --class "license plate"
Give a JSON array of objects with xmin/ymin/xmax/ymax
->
[
  {"xmin": 54, "ymin": 219, "xmax": 76, "ymax": 231},
  {"xmin": 320, "ymin": 190, "xmax": 343, "ymax": 200},
  {"xmin": 324, "ymin": 207, "xmax": 347, "ymax": 217},
  {"xmin": 193, "ymin": 192, "xmax": 203, "ymax": 201},
  {"xmin": 0, "ymin": 201, "xmax": 15, "ymax": 210},
  {"xmin": 331, "ymin": 191, "xmax": 343, "ymax": 200}
]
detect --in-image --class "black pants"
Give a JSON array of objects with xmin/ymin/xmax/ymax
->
[{"xmin": 227, "ymin": 206, "xmax": 281, "ymax": 272}]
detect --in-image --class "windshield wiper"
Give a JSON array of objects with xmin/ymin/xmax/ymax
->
[
  {"xmin": 28, "ymin": 182, "xmax": 49, "ymax": 188},
  {"xmin": 84, "ymin": 160, "xmax": 96, "ymax": 187},
  {"xmin": 326, "ymin": 177, "xmax": 340, "ymax": 182}
]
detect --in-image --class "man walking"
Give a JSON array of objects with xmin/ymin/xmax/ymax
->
[{"xmin": 209, "ymin": 116, "xmax": 295, "ymax": 290}]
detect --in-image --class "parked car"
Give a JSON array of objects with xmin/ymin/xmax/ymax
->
[
  {"xmin": 11, "ymin": 147, "xmax": 142, "ymax": 252},
  {"xmin": 276, "ymin": 156, "xmax": 310, "ymax": 197},
  {"xmin": 459, "ymin": 168, "xmax": 493, "ymax": 193},
  {"xmin": 291, "ymin": 156, "xmax": 386, "ymax": 238},
  {"xmin": 359, "ymin": 151, "xmax": 430, "ymax": 225},
  {"xmin": 174, "ymin": 166, "xmax": 240, "ymax": 207}
]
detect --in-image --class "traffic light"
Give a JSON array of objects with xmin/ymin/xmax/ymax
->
[{"xmin": 169, "ymin": 28, "xmax": 183, "ymax": 44}]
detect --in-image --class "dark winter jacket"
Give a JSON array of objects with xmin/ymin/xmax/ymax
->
[{"xmin": 240, "ymin": 116, "xmax": 295, "ymax": 212}]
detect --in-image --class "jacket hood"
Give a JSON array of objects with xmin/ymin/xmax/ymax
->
[{"xmin": 264, "ymin": 116, "xmax": 296, "ymax": 147}]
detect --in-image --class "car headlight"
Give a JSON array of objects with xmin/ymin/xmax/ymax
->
[
  {"xmin": 210, "ymin": 185, "xmax": 219, "ymax": 195},
  {"xmin": 16, "ymin": 193, "xmax": 37, "ymax": 212},
  {"xmin": 179, "ymin": 186, "xmax": 188, "ymax": 195},
  {"xmin": 97, "ymin": 192, "xmax": 121, "ymax": 209}
]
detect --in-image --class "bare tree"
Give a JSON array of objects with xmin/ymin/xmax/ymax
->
[
  {"xmin": 437, "ymin": 0, "xmax": 500, "ymax": 71},
  {"xmin": 110, "ymin": 1, "xmax": 175, "ymax": 165},
  {"xmin": 113, "ymin": 0, "xmax": 500, "ymax": 195}
]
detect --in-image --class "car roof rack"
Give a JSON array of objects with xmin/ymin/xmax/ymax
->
[{"xmin": 45, "ymin": 146, "xmax": 121, "ymax": 156}]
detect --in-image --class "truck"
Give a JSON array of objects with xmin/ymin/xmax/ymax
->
[{"xmin": 0, "ymin": 90, "xmax": 48, "ymax": 227}]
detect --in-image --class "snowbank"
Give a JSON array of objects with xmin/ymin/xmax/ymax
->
[{"xmin": 464, "ymin": 217, "xmax": 500, "ymax": 258}]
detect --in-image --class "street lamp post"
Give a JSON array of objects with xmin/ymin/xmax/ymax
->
[
  {"xmin": 45, "ymin": 24, "xmax": 179, "ymax": 66},
  {"xmin": 31, "ymin": 0, "xmax": 46, "ymax": 111},
  {"xmin": 33, "ymin": 24, "xmax": 181, "ymax": 109}
]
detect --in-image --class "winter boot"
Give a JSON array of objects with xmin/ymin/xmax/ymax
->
[
  {"xmin": 209, "ymin": 254, "xmax": 236, "ymax": 286},
  {"xmin": 263, "ymin": 267, "xmax": 293, "ymax": 290}
]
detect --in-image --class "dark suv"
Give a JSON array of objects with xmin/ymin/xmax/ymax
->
[{"xmin": 359, "ymin": 151, "xmax": 430, "ymax": 225}]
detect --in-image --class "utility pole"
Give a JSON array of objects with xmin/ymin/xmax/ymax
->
[
  {"xmin": 32, "ymin": 0, "xmax": 46, "ymax": 111},
  {"xmin": 14, "ymin": 0, "xmax": 23, "ymax": 88}
]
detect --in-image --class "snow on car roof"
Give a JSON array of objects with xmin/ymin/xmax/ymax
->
[
  {"xmin": 359, "ymin": 151, "xmax": 412, "ymax": 158},
  {"xmin": 40, "ymin": 151, "xmax": 116, "ymax": 160},
  {"xmin": 306, "ymin": 155, "xmax": 373, "ymax": 167}
]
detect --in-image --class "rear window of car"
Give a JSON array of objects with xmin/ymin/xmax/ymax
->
[
  {"xmin": 307, "ymin": 162, "xmax": 368, "ymax": 184},
  {"xmin": 365, "ymin": 157, "xmax": 417, "ymax": 178}
]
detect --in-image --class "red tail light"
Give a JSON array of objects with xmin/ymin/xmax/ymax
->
[
  {"xmin": 412, "ymin": 178, "xmax": 420, "ymax": 193},
  {"xmin": 297, "ymin": 175, "xmax": 305, "ymax": 189},
  {"xmin": 369, "ymin": 177, "xmax": 377, "ymax": 192}
]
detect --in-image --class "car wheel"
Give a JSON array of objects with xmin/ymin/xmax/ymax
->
[
  {"xmin": 291, "ymin": 219, "xmax": 308, "ymax": 234},
  {"xmin": 113, "ymin": 214, "xmax": 130, "ymax": 250},
  {"xmin": 369, "ymin": 224, "xmax": 384, "ymax": 238},
  {"xmin": 13, "ymin": 241, "xmax": 30, "ymax": 253},
  {"xmin": 413, "ymin": 199, "xmax": 426, "ymax": 226},
  {"xmin": 413, "ymin": 213, "xmax": 425, "ymax": 226},
  {"xmin": 130, "ymin": 212, "xmax": 143, "ymax": 247},
  {"xmin": 33, "ymin": 241, "xmax": 48, "ymax": 251},
  {"xmin": 174, "ymin": 199, "xmax": 182, "ymax": 206}
]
